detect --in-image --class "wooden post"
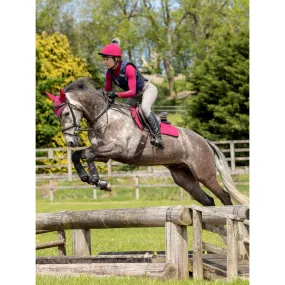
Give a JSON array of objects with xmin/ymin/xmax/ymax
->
[
  {"xmin": 165, "ymin": 221, "xmax": 188, "ymax": 279},
  {"xmin": 179, "ymin": 188, "xmax": 184, "ymax": 200},
  {"xmin": 192, "ymin": 209, "xmax": 203, "ymax": 279},
  {"xmin": 230, "ymin": 141, "xmax": 236, "ymax": 173},
  {"xmin": 57, "ymin": 230, "xmax": 66, "ymax": 256},
  {"xmin": 135, "ymin": 176, "xmax": 139, "ymax": 200},
  {"xmin": 93, "ymin": 186, "xmax": 97, "ymax": 200},
  {"xmin": 237, "ymin": 221, "xmax": 249, "ymax": 261},
  {"xmin": 72, "ymin": 229, "xmax": 91, "ymax": 256},
  {"xmin": 48, "ymin": 149, "xmax": 53, "ymax": 159},
  {"xmin": 49, "ymin": 179, "xmax": 54, "ymax": 203},
  {"xmin": 67, "ymin": 148, "xmax": 72, "ymax": 181},
  {"xmin": 107, "ymin": 159, "xmax": 112, "ymax": 176},
  {"xmin": 227, "ymin": 218, "xmax": 238, "ymax": 280},
  {"xmin": 147, "ymin": 166, "xmax": 153, "ymax": 173}
]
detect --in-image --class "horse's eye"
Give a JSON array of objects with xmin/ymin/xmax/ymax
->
[{"xmin": 64, "ymin": 112, "xmax": 70, "ymax": 117}]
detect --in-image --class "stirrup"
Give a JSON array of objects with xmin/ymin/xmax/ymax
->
[{"xmin": 150, "ymin": 137, "xmax": 164, "ymax": 149}]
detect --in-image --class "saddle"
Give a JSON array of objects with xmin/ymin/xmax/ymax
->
[{"xmin": 130, "ymin": 105, "xmax": 179, "ymax": 137}]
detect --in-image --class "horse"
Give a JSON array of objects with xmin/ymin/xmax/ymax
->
[{"xmin": 46, "ymin": 77, "xmax": 249, "ymax": 206}]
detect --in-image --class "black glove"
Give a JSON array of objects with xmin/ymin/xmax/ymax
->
[{"xmin": 106, "ymin": 92, "xmax": 118, "ymax": 99}]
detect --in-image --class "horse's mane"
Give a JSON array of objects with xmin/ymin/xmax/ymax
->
[
  {"xmin": 64, "ymin": 77, "xmax": 98, "ymax": 93},
  {"xmin": 64, "ymin": 77, "xmax": 130, "ymax": 112}
]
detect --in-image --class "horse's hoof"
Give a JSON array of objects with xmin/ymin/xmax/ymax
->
[
  {"xmin": 97, "ymin": 180, "xmax": 111, "ymax": 192},
  {"xmin": 105, "ymin": 184, "xmax": 112, "ymax": 192}
]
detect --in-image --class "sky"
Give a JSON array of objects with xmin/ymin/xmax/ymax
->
[{"xmin": 1, "ymin": 0, "xmax": 285, "ymax": 284}]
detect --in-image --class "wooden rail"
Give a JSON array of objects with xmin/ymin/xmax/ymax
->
[
  {"xmin": 36, "ymin": 230, "xmax": 66, "ymax": 256},
  {"xmin": 36, "ymin": 206, "xmax": 192, "ymax": 230}
]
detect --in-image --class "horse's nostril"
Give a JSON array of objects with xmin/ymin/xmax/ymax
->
[{"xmin": 68, "ymin": 141, "xmax": 75, "ymax": 147}]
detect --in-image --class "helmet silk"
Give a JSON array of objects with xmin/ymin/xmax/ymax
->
[{"xmin": 98, "ymin": 43, "xmax": 122, "ymax": 57}]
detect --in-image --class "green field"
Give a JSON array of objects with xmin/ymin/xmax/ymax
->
[
  {"xmin": 36, "ymin": 176, "xmax": 249, "ymax": 285},
  {"xmin": 36, "ymin": 174, "xmax": 249, "ymax": 202}
]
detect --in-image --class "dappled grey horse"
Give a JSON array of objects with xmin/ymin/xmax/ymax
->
[{"xmin": 46, "ymin": 77, "xmax": 249, "ymax": 206}]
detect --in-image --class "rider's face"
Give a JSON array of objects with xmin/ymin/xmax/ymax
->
[{"xmin": 103, "ymin": 57, "xmax": 117, "ymax": 69}]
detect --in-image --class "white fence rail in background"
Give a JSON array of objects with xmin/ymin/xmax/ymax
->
[
  {"xmin": 36, "ymin": 140, "xmax": 249, "ymax": 201},
  {"xmin": 153, "ymin": 105, "xmax": 187, "ymax": 113},
  {"xmin": 36, "ymin": 140, "xmax": 249, "ymax": 181}
]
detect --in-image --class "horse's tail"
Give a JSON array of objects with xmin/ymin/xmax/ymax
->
[{"xmin": 206, "ymin": 140, "xmax": 249, "ymax": 205}]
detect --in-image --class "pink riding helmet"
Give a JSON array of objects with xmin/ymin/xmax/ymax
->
[{"xmin": 98, "ymin": 43, "xmax": 122, "ymax": 57}]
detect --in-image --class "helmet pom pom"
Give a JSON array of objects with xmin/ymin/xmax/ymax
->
[{"xmin": 112, "ymin": 38, "xmax": 120, "ymax": 46}]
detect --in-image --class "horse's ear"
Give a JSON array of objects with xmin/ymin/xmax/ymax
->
[
  {"xmin": 45, "ymin": 91, "xmax": 55, "ymax": 101},
  {"xmin": 59, "ymin": 89, "xmax": 66, "ymax": 99}
]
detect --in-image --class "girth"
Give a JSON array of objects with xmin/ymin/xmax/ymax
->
[{"xmin": 127, "ymin": 131, "xmax": 148, "ymax": 164}]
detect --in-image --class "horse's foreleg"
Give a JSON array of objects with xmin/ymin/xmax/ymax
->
[
  {"xmin": 72, "ymin": 149, "xmax": 108, "ymax": 190},
  {"xmin": 72, "ymin": 150, "xmax": 90, "ymax": 183},
  {"xmin": 84, "ymin": 148, "xmax": 111, "ymax": 192},
  {"xmin": 77, "ymin": 143, "xmax": 125, "ymax": 191}
]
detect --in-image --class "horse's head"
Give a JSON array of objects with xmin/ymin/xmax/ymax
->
[{"xmin": 46, "ymin": 89, "xmax": 83, "ymax": 147}]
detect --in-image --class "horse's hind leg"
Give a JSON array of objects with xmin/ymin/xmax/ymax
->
[
  {"xmin": 199, "ymin": 175, "xmax": 233, "ymax": 205},
  {"xmin": 166, "ymin": 165, "xmax": 215, "ymax": 206},
  {"xmin": 191, "ymin": 164, "xmax": 233, "ymax": 205}
]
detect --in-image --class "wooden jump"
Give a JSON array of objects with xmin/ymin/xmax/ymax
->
[{"xmin": 36, "ymin": 205, "xmax": 250, "ymax": 280}]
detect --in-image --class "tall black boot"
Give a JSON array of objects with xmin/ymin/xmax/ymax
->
[{"xmin": 146, "ymin": 112, "xmax": 164, "ymax": 149}]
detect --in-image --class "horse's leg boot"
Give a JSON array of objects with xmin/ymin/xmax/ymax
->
[{"xmin": 146, "ymin": 112, "xmax": 164, "ymax": 149}]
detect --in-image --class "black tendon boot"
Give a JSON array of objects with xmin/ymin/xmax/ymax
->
[{"xmin": 146, "ymin": 112, "xmax": 164, "ymax": 149}]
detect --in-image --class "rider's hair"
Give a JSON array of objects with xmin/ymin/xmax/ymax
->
[{"xmin": 114, "ymin": 56, "xmax": 122, "ymax": 62}]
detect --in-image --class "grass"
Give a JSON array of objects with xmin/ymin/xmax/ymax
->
[
  {"xmin": 36, "ymin": 174, "xmax": 249, "ymax": 202},
  {"xmin": 36, "ymin": 175, "xmax": 249, "ymax": 285}
]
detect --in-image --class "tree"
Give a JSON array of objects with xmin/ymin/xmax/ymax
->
[
  {"xmin": 73, "ymin": 0, "xmax": 146, "ymax": 81},
  {"xmin": 36, "ymin": 0, "xmax": 74, "ymax": 34},
  {"xmin": 36, "ymin": 32, "xmax": 91, "ymax": 148},
  {"xmin": 141, "ymin": 0, "xmax": 238, "ymax": 97},
  {"xmin": 183, "ymin": 27, "xmax": 249, "ymax": 140},
  {"xmin": 141, "ymin": 0, "xmax": 193, "ymax": 97}
]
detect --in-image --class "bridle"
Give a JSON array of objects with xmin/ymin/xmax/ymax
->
[
  {"xmin": 55, "ymin": 98, "xmax": 84, "ymax": 136},
  {"xmin": 55, "ymin": 91, "xmax": 112, "ymax": 137}
]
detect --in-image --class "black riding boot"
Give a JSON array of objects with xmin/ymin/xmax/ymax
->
[{"xmin": 146, "ymin": 112, "xmax": 164, "ymax": 149}]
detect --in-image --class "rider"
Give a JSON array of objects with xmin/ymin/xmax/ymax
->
[{"xmin": 98, "ymin": 38, "xmax": 164, "ymax": 149}]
